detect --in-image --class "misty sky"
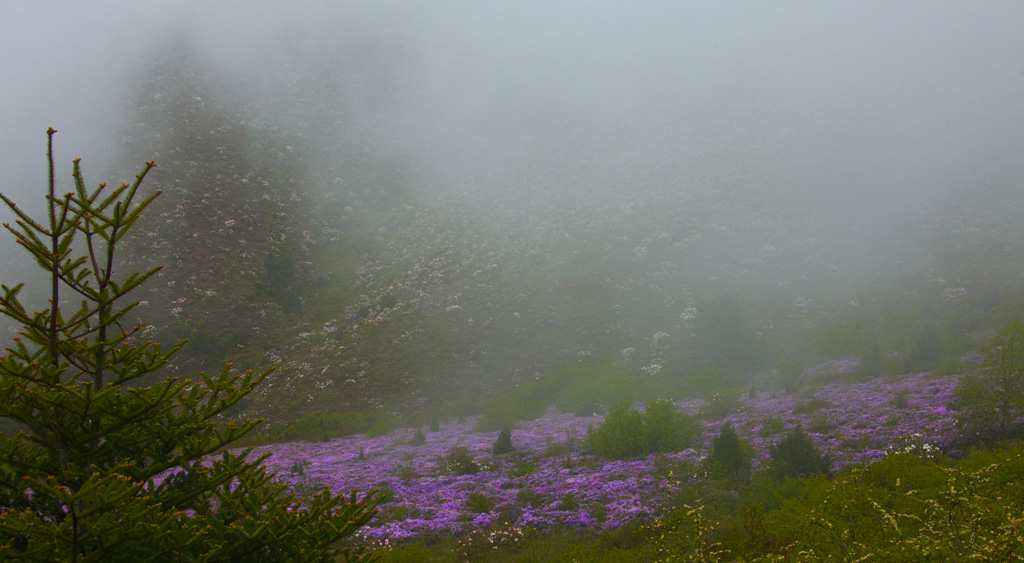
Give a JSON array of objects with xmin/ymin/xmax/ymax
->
[{"xmin": 3, "ymin": 1, "xmax": 1024, "ymax": 256}]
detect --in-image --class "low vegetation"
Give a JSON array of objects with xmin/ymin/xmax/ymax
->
[{"xmin": 588, "ymin": 399, "xmax": 698, "ymax": 459}]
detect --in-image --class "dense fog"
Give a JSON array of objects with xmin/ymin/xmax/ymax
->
[{"xmin": 3, "ymin": 2, "xmax": 1024, "ymax": 416}]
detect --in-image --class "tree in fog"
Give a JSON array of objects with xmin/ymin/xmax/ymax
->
[{"xmin": 0, "ymin": 130, "xmax": 380, "ymax": 562}]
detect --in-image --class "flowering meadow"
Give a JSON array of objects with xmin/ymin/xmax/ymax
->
[{"xmin": 245, "ymin": 368, "xmax": 959, "ymax": 544}]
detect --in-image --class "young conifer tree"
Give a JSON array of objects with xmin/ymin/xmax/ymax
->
[
  {"xmin": 0, "ymin": 129, "xmax": 381, "ymax": 562},
  {"xmin": 707, "ymin": 422, "xmax": 751, "ymax": 482}
]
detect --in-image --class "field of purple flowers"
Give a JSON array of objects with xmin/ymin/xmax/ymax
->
[{"xmin": 247, "ymin": 368, "xmax": 958, "ymax": 543}]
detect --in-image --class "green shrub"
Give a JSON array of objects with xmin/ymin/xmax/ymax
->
[
  {"xmin": 643, "ymin": 399, "xmax": 698, "ymax": 453},
  {"xmin": 493, "ymin": 428, "xmax": 514, "ymax": 454},
  {"xmin": 517, "ymin": 487, "xmax": 545, "ymax": 507},
  {"xmin": 652, "ymin": 456, "xmax": 700, "ymax": 482},
  {"xmin": 646, "ymin": 501, "xmax": 731, "ymax": 561},
  {"xmin": 708, "ymin": 423, "xmax": 753, "ymax": 481},
  {"xmin": 286, "ymin": 475, "xmax": 332, "ymax": 505},
  {"xmin": 464, "ymin": 492, "xmax": 494, "ymax": 513},
  {"xmin": 888, "ymin": 392, "xmax": 910, "ymax": 409},
  {"xmin": 282, "ymin": 413, "xmax": 331, "ymax": 441},
  {"xmin": 589, "ymin": 402, "xmax": 649, "ymax": 459},
  {"xmin": 855, "ymin": 335, "xmax": 886, "ymax": 380},
  {"xmin": 441, "ymin": 446, "xmax": 480, "ymax": 475},
  {"xmin": 509, "ymin": 459, "xmax": 537, "ymax": 478},
  {"xmin": 409, "ymin": 428, "xmax": 426, "ymax": 446},
  {"xmin": 188, "ymin": 322, "xmax": 232, "ymax": 362},
  {"xmin": 396, "ymin": 464, "xmax": 418, "ymax": 480},
  {"xmin": 740, "ymin": 471, "xmax": 808, "ymax": 514},
  {"xmin": 766, "ymin": 423, "xmax": 832, "ymax": 481},
  {"xmin": 589, "ymin": 399, "xmax": 696, "ymax": 459}
]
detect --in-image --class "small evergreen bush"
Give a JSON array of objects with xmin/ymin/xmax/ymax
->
[
  {"xmin": 493, "ymin": 428, "xmax": 514, "ymax": 454},
  {"xmin": 708, "ymin": 423, "xmax": 753, "ymax": 481},
  {"xmin": 766, "ymin": 423, "xmax": 832, "ymax": 481},
  {"xmin": 409, "ymin": 428, "xmax": 427, "ymax": 446}
]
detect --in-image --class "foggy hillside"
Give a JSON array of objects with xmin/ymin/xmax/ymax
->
[{"xmin": 3, "ymin": 2, "xmax": 1024, "ymax": 427}]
